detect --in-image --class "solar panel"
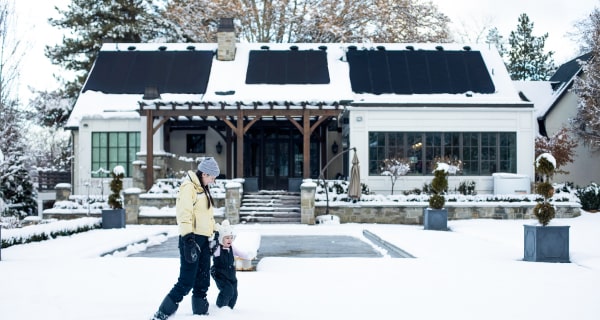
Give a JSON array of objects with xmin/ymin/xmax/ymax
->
[
  {"xmin": 245, "ymin": 50, "xmax": 330, "ymax": 84},
  {"xmin": 84, "ymin": 50, "xmax": 214, "ymax": 94},
  {"xmin": 346, "ymin": 48, "xmax": 495, "ymax": 95},
  {"xmin": 406, "ymin": 50, "xmax": 431, "ymax": 94},
  {"xmin": 387, "ymin": 51, "xmax": 412, "ymax": 94},
  {"xmin": 346, "ymin": 49, "xmax": 372, "ymax": 93}
]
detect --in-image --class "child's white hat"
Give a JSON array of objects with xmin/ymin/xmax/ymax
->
[{"xmin": 216, "ymin": 220, "xmax": 234, "ymax": 244}]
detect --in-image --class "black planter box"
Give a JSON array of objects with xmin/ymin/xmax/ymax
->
[
  {"xmin": 102, "ymin": 209, "xmax": 126, "ymax": 229},
  {"xmin": 423, "ymin": 208, "xmax": 448, "ymax": 231},
  {"xmin": 523, "ymin": 225, "xmax": 570, "ymax": 263}
]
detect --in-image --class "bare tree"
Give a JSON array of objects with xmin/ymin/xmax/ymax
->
[
  {"xmin": 534, "ymin": 127, "xmax": 578, "ymax": 175},
  {"xmin": 164, "ymin": 0, "xmax": 451, "ymax": 43},
  {"xmin": 0, "ymin": 0, "xmax": 23, "ymax": 106},
  {"xmin": 571, "ymin": 8, "xmax": 600, "ymax": 150}
]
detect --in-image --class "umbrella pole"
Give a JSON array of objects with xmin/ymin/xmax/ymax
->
[{"xmin": 318, "ymin": 147, "xmax": 356, "ymax": 216}]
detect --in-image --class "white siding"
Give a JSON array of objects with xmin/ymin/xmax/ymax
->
[{"xmin": 348, "ymin": 106, "xmax": 536, "ymax": 195}]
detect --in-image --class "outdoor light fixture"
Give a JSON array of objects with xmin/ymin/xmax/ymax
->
[
  {"xmin": 331, "ymin": 141, "xmax": 339, "ymax": 154},
  {"xmin": 216, "ymin": 141, "xmax": 223, "ymax": 154}
]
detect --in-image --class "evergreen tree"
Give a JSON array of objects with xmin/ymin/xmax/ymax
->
[
  {"xmin": 45, "ymin": 0, "xmax": 182, "ymax": 99},
  {"xmin": 0, "ymin": 1, "xmax": 37, "ymax": 217},
  {"xmin": 0, "ymin": 98, "xmax": 37, "ymax": 217},
  {"xmin": 571, "ymin": 8, "xmax": 600, "ymax": 150},
  {"xmin": 486, "ymin": 27, "xmax": 507, "ymax": 57},
  {"xmin": 507, "ymin": 13, "xmax": 555, "ymax": 80},
  {"xmin": 164, "ymin": 0, "xmax": 451, "ymax": 43}
]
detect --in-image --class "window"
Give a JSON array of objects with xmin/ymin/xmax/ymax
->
[
  {"xmin": 368, "ymin": 131, "xmax": 517, "ymax": 176},
  {"xmin": 91, "ymin": 132, "xmax": 140, "ymax": 178},
  {"xmin": 187, "ymin": 134, "xmax": 206, "ymax": 153}
]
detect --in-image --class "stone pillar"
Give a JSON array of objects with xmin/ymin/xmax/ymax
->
[
  {"xmin": 55, "ymin": 183, "xmax": 72, "ymax": 201},
  {"xmin": 301, "ymin": 180, "xmax": 317, "ymax": 225},
  {"xmin": 225, "ymin": 181, "xmax": 241, "ymax": 224},
  {"xmin": 132, "ymin": 161, "xmax": 145, "ymax": 190},
  {"xmin": 124, "ymin": 188, "xmax": 141, "ymax": 224}
]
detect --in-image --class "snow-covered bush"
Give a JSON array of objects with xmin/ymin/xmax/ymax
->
[
  {"xmin": 1, "ymin": 217, "xmax": 101, "ymax": 248},
  {"xmin": 576, "ymin": 183, "xmax": 600, "ymax": 211},
  {"xmin": 380, "ymin": 158, "xmax": 410, "ymax": 195}
]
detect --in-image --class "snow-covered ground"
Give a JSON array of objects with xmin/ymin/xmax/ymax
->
[{"xmin": 1, "ymin": 212, "xmax": 600, "ymax": 320}]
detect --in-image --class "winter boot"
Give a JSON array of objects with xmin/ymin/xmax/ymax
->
[
  {"xmin": 150, "ymin": 295, "xmax": 178, "ymax": 320},
  {"xmin": 191, "ymin": 296, "xmax": 209, "ymax": 315}
]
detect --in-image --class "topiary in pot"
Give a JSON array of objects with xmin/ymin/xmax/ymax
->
[
  {"xmin": 107, "ymin": 165, "xmax": 125, "ymax": 209},
  {"xmin": 429, "ymin": 163, "xmax": 449, "ymax": 209},
  {"xmin": 533, "ymin": 153, "xmax": 556, "ymax": 226},
  {"xmin": 524, "ymin": 153, "xmax": 569, "ymax": 262}
]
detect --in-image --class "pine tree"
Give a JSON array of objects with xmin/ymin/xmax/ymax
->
[
  {"xmin": 0, "ymin": 100, "xmax": 38, "ymax": 217},
  {"xmin": 45, "ymin": 0, "xmax": 182, "ymax": 98},
  {"xmin": 164, "ymin": 0, "xmax": 451, "ymax": 43},
  {"xmin": 486, "ymin": 27, "xmax": 507, "ymax": 57},
  {"xmin": 571, "ymin": 8, "xmax": 600, "ymax": 150},
  {"xmin": 0, "ymin": 1, "xmax": 37, "ymax": 217},
  {"xmin": 507, "ymin": 13, "xmax": 556, "ymax": 80}
]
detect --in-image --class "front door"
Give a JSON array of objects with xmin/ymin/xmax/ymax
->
[{"xmin": 263, "ymin": 139, "xmax": 289, "ymax": 190}]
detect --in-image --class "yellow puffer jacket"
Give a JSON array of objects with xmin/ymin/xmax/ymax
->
[{"xmin": 176, "ymin": 170, "xmax": 215, "ymax": 237}]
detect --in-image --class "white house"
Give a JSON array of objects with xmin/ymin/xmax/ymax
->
[{"xmin": 66, "ymin": 30, "xmax": 535, "ymax": 196}]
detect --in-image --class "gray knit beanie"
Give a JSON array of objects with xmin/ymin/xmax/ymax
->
[{"xmin": 198, "ymin": 157, "xmax": 220, "ymax": 177}]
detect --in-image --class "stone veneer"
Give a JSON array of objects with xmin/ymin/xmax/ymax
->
[
  {"xmin": 314, "ymin": 203, "xmax": 581, "ymax": 225},
  {"xmin": 44, "ymin": 183, "xmax": 581, "ymax": 225}
]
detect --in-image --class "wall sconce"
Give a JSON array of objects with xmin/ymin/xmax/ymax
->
[
  {"xmin": 216, "ymin": 141, "xmax": 223, "ymax": 154},
  {"xmin": 331, "ymin": 141, "xmax": 339, "ymax": 154}
]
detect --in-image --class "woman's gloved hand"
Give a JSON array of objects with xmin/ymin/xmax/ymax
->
[{"xmin": 183, "ymin": 234, "xmax": 200, "ymax": 263}]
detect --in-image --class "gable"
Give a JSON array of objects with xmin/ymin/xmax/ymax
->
[
  {"xmin": 83, "ymin": 49, "xmax": 214, "ymax": 94},
  {"xmin": 245, "ymin": 49, "xmax": 330, "ymax": 84},
  {"xmin": 346, "ymin": 47, "xmax": 495, "ymax": 95}
]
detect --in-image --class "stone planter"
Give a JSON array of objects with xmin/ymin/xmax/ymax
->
[
  {"xmin": 523, "ymin": 225, "xmax": 570, "ymax": 263},
  {"xmin": 102, "ymin": 208, "xmax": 126, "ymax": 229},
  {"xmin": 423, "ymin": 208, "xmax": 448, "ymax": 231}
]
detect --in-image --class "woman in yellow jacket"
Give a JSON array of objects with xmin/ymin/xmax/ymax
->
[{"xmin": 151, "ymin": 158, "xmax": 220, "ymax": 320}]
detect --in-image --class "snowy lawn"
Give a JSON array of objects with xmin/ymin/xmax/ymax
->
[{"xmin": 1, "ymin": 212, "xmax": 600, "ymax": 320}]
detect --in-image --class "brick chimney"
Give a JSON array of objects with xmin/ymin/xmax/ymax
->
[{"xmin": 217, "ymin": 18, "xmax": 236, "ymax": 61}]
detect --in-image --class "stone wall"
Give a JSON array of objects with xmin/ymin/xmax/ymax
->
[{"xmin": 315, "ymin": 203, "xmax": 581, "ymax": 224}]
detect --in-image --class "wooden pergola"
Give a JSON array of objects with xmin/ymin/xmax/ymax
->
[{"xmin": 138, "ymin": 101, "xmax": 345, "ymax": 189}]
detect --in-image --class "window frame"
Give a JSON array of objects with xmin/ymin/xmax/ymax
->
[
  {"xmin": 368, "ymin": 131, "xmax": 517, "ymax": 176},
  {"xmin": 91, "ymin": 131, "xmax": 140, "ymax": 178}
]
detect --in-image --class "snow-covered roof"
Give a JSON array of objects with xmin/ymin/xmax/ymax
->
[
  {"xmin": 67, "ymin": 42, "xmax": 529, "ymax": 128},
  {"xmin": 513, "ymin": 80, "xmax": 555, "ymax": 118}
]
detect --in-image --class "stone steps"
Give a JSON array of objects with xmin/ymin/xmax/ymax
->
[{"xmin": 240, "ymin": 191, "xmax": 301, "ymax": 224}]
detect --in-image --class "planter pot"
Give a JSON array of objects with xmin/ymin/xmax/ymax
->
[
  {"xmin": 523, "ymin": 225, "xmax": 570, "ymax": 263},
  {"xmin": 423, "ymin": 208, "xmax": 448, "ymax": 231},
  {"xmin": 102, "ymin": 208, "xmax": 126, "ymax": 229}
]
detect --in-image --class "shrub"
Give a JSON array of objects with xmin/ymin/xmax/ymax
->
[
  {"xmin": 458, "ymin": 180, "xmax": 477, "ymax": 195},
  {"xmin": 576, "ymin": 183, "xmax": 600, "ymax": 211},
  {"xmin": 533, "ymin": 153, "xmax": 556, "ymax": 226},
  {"xmin": 428, "ymin": 163, "xmax": 449, "ymax": 209},
  {"xmin": 108, "ymin": 166, "xmax": 125, "ymax": 209}
]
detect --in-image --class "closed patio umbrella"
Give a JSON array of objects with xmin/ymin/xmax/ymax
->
[{"xmin": 348, "ymin": 151, "xmax": 361, "ymax": 200}]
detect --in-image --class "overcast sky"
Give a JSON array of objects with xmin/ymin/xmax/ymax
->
[{"xmin": 13, "ymin": 0, "xmax": 600, "ymax": 103}]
